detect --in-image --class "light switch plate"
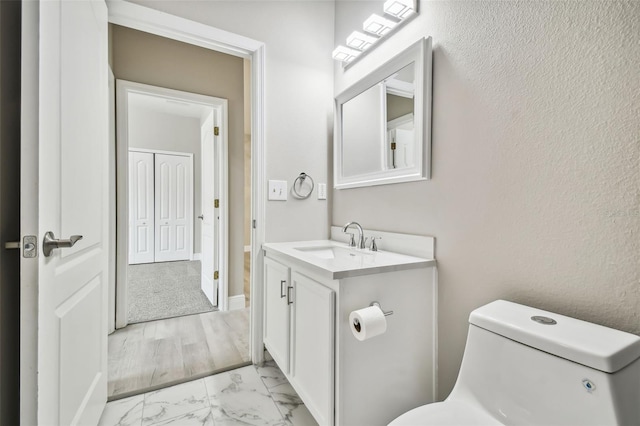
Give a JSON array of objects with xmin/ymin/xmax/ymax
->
[
  {"xmin": 268, "ymin": 180, "xmax": 288, "ymax": 201},
  {"xmin": 318, "ymin": 183, "xmax": 327, "ymax": 200}
]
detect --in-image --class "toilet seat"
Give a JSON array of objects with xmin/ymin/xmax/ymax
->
[{"xmin": 389, "ymin": 400, "xmax": 504, "ymax": 426}]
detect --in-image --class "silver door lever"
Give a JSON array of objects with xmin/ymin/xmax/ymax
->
[{"xmin": 43, "ymin": 231, "xmax": 83, "ymax": 257}]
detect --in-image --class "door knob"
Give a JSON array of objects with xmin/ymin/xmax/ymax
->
[
  {"xmin": 198, "ymin": 215, "xmax": 204, "ymax": 220},
  {"xmin": 43, "ymin": 231, "xmax": 83, "ymax": 257}
]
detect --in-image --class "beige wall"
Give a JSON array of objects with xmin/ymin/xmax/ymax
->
[
  {"xmin": 334, "ymin": 0, "xmax": 640, "ymax": 399},
  {"xmin": 111, "ymin": 24, "xmax": 246, "ymax": 297}
]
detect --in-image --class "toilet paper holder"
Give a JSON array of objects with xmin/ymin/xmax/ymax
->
[{"xmin": 370, "ymin": 301, "xmax": 394, "ymax": 317}]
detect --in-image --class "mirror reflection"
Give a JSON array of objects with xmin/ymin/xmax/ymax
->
[{"xmin": 340, "ymin": 63, "xmax": 415, "ymax": 178}]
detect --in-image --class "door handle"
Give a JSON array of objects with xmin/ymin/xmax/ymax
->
[
  {"xmin": 280, "ymin": 280, "xmax": 286, "ymax": 298},
  {"xmin": 43, "ymin": 231, "xmax": 83, "ymax": 257},
  {"xmin": 198, "ymin": 215, "xmax": 204, "ymax": 220}
]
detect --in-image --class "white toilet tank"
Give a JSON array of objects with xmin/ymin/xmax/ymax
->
[{"xmin": 449, "ymin": 300, "xmax": 640, "ymax": 425}]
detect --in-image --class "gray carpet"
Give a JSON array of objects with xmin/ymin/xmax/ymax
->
[{"xmin": 128, "ymin": 260, "xmax": 216, "ymax": 323}]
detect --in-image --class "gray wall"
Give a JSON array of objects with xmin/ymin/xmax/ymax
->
[
  {"xmin": 0, "ymin": 0, "xmax": 21, "ymax": 423},
  {"xmin": 128, "ymin": 107, "xmax": 203, "ymax": 254},
  {"xmin": 334, "ymin": 0, "xmax": 640, "ymax": 399},
  {"xmin": 111, "ymin": 24, "xmax": 246, "ymax": 296}
]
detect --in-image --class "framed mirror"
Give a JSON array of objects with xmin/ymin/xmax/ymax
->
[{"xmin": 334, "ymin": 37, "xmax": 432, "ymax": 189}]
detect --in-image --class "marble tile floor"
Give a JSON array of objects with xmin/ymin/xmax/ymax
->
[{"xmin": 99, "ymin": 361, "xmax": 319, "ymax": 426}]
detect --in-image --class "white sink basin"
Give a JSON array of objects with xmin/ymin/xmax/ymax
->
[
  {"xmin": 294, "ymin": 245, "xmax": 373, "ymax": 260},
  {"xmin": 263, "ymin": 240, "xmax": 435, "ymax": 279}
]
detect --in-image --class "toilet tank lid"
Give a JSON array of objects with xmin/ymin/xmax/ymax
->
[{"xmin": 469, "ymin": 300, "xmax": 640, "ymax": 373}]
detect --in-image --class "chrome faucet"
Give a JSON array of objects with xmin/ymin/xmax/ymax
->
[{"xmin": 343, "ymin": 222, "xmax": 365, "ymax": 249}]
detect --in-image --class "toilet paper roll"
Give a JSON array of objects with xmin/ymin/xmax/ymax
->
[{"xmin": 349, "ymin": 305, "xmax": 387, "ymax": 341}]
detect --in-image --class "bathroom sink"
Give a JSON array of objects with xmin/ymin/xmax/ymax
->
[
  {"xmin": 294, "ymin": 245, "xmax": 372, "ymax": 260},
  {"xmin": 263, "ymin": 240, "xmax": 435, "ymax": 279}
]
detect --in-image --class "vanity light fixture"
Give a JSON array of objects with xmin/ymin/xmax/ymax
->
[
  {"xmin": 363, "ymin": 14, "xmax": 397, "ymax": 36},
  {"xmin": 334, "ymin": 0, "xmax": 418, "ymax": 64},
  {"xmin": 346, "ymin": 31, "xmax": 378, "ymax": 51},
  {"xmin": 383, "ymin": 0, "xmax": 416, "ymax": 20},
  {"xmin": 332, "ymin": 45, "xmax": 361, "ymax": 63}
]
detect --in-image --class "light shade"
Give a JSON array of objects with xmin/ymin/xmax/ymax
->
[
  {"xmin": 362, "ymin": 14, "xmax": 397, "ymax": 36},
  {"xmin": 332, "ymin": 45, "xmax": 361, "ymax": 63},
  {"xmin": 383, "ymin": 0, "xmax": 415, "ymax": 19},
  {"xmin": 346, "ymin": 31, "xmax": 378, "ymax": 51}
]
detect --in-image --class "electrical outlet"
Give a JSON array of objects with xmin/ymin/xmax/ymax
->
[
  {"xmin": 268, "ymin": 180, "xmax": 288, "ymax": 201},
  {"xmin": 318, "ymin": 183, "xmax": 327, "ymax": 200}
]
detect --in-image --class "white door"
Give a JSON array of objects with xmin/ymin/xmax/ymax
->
[
  {"xmin": 201, "ymin": 112, "xmax": 218, "ymax": 305},
  {"xmin": 129, "ymin": 151, "xmax": 155, "ymax": 264},
  {"xmin": 155, "ymin": 153, "xmax": 193, "ymax": 262},
  {"xmin": 21, "ymin": 0, "xmax": 109, "ymax": 424}
]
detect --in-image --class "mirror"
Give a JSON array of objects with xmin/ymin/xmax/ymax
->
[{"xmin": 335, "ymin": 37, "xmax": 432, "ymax": 189}]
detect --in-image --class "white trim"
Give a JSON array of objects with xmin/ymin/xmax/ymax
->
[
  {"xmin": 107, "ymin": 1, "xmax": 266, "ymax": 364},
  {"xmin": 228, "ymin": 295, "xmax": 247, "ymax": 311},
  {"xmin": 116, "ymin": 80, "xmax": 227, "ymax": 328},
  {"xmin": 192, "ymin": 252, "xmax": 202, "ymax": 261}
]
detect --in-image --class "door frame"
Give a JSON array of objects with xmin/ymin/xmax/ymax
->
[
  {"xmin": 108, "ymin": 1, "xmax": 266, "ymax": 363},
  {"xmin": 116, "ymin": 80, "xmax": 228, "ymax": 328}
]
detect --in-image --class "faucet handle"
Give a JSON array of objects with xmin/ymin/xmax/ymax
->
[
  {"xmin": 345, "ymin": 232, "xmax": 356, "ymax": 247},
  {"xmin": 370, "ymin": 236, "xmax": 382, "ymax": 252}
]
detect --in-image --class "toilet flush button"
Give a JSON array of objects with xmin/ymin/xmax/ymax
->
[
  {"xmin": 531, "ymin": 315, "xmax": 557, "ymax": 325},
  {"xmin": 582, "ymin": 379, "xmax": 596, "ymax": 393}
]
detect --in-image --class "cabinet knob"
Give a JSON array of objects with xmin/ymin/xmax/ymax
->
[{"xmin": 280, "ymin": 280, "xmax": 286, "ymax": 298}]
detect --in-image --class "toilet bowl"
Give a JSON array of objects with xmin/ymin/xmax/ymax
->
[{"xmin": 389, "ymin": 300, "xmax": 640, "ymax": 425}]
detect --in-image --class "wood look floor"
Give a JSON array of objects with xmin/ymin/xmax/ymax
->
[
  {"xmin": 108, "ymin": 308, "xmax": 250, "ymax": 400},
  {"xmin": 244, "ymin": 251, "xmax": 251, "ymax": 307}
]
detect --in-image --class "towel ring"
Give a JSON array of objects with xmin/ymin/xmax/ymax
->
[{"xmin": 292, "ymin": 172, "xmax": 314, "ymax": 199}]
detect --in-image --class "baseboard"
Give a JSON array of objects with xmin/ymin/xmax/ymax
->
[
  {"xmin": 228, "ymin": 294, "xmax": 246, "ymax": 311},
  {"xmin": 192, "ymin": 253, "xmax": 202, "ymax": 261}
]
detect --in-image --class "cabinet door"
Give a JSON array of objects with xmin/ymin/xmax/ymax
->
[
  {"xmin": 263, "ymin": 257, "xmax": 291, "ymax": 373},
  {"xmin": 290, "ymin": 272, "xmax": 335, "ymax": 426}
]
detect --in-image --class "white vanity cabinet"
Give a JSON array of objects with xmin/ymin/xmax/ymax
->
[
  {"xmin": 263, "ymin": 258, "xmax": 335, "ymax": 425},
  {"xmin": 263, "ymin": 234, "xmax": 437, "ymax": 426}
]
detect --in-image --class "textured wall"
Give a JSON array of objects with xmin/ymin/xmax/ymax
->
[{"xmin": 334, "ymin": 0, "xmax": 640, "ymax": 398}]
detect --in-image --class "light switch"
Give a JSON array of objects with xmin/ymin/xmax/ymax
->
[
  {"xmin": 268, "ymin": 180, "xmax": 288, "ymax": 201},
  {"xmin": 318, "ymin": 183, "xmax": 327, "ymax": 200}
]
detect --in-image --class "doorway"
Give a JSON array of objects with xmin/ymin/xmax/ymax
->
[{"xmin": 116, "ymin": 80, "xmax": 228, "ymax": 327}]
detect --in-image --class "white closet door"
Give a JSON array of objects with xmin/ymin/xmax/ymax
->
[
  {"xmin": 129, "ymin": 151, "xmax": 155, "ymax": 264},
  {"xmin": 155, "ymin": 153, "xmax": 193, "ymax": 262}
]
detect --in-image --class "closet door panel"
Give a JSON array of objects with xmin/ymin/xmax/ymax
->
[
  {"xmin": 129, "ymin": 151, "xmax": 154, "ymax": 264},
  {"xmin": 154, "ymin": 153, "xmax": 192, "ymax": 262}
]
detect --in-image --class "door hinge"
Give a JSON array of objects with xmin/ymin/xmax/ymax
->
[
  {"xmin": 214, "ymin": 126, "xmax": 219, "ymax": 136},
  {"xmin": 214, "ymin": 199, "xmax": 220, "ymax": 208},
  {"xmin": 214, "ymin": 270, "xmax": 219, "ymax": 280}
]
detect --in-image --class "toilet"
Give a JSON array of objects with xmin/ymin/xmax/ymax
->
[{"xmin": 390, "ymin": 300, "xmax": 640, "ymax": 425}]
